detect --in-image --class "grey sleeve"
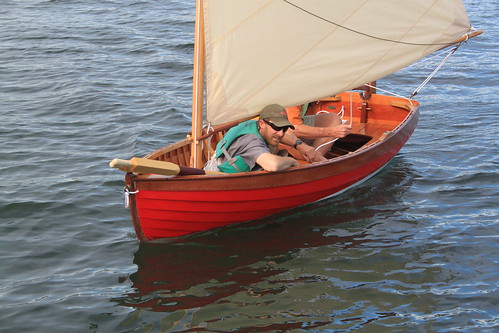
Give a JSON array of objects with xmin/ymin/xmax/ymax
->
[{"xmin": 226, "ymin": 134, "xmax": 270, "ymax": 171}]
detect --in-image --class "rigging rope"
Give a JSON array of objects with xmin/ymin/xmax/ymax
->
[
  {"xmin": 410, "ymin": 44, "xmax": 461, "ymax": 97},
  {"xmin": 204, "ymin": 123, "xmax": 215, "ymax": 159},
  {"xmin": 364, "ymin": 84, "xmax": 414, "ymax": 104},
  {"xmin": 282, "ymin": 0, "xmax": 469, "ymax": 47}
]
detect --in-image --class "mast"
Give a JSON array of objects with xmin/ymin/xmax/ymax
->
[{"xmin": 190, "ymin": 0, "xmax": 205, "ymax": 168}]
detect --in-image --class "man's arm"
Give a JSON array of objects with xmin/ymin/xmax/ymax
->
[
  {"xmin": 292, "ymin": 123, "xmax": 352, "ymax": 140},
  {"xmin": 256, "ymin": 153, "xmax": 298, "ymax": 172},
  {"xmin": 231, "ymin": 134, "xmax": 298, "ymax": 172},
  {"xmin": 286, "ymin": 107, "xmax": 351, "ymax": 140},
  {"xmin": 280, "ymin": 130, "xmax": 325, "ymax": 163}
]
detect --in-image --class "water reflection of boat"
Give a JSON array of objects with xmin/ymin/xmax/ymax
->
[{"xmin": 113, "ymin": 158, "xmax": 416, "ymax": 313}]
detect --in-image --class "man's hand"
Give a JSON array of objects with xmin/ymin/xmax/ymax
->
[
  {"xmin": 329, "ymin": 124, "xmax": 352, "ymax": 138},
  {"xmin": 298, "ymin": 144, "xmax": 326, "ymax": 163}
]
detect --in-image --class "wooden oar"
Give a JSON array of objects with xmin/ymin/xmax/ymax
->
[{"xmin": 109, "ymin": 157, "xmax": 223, "ymax": 176}]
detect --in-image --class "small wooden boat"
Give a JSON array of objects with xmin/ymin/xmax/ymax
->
[{"xmin": 111, "ymin": 1, "xmax": 481, "ymax": 241}]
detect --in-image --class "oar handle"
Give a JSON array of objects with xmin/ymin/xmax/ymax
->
[{"xmin": 109, "ymin": 158, "xmax": 132, "ymax": 170}]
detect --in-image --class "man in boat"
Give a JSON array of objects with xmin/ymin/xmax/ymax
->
[
  {"xmin": 285, "ymin": 104, "xmax": 352, "ymax": 161},
  {"xmin": 205, "ymin": 104, "xmax": 306, "ymax": 173}
]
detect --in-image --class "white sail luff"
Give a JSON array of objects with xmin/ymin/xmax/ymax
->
[{"xmin": 203, "ymin": 0, "xmax": 471, "ymax": 125}]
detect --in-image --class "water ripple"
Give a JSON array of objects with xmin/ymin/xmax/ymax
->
[{"xmin": 0, "ymin": 0, "xmax": 497, "ymax": 332}]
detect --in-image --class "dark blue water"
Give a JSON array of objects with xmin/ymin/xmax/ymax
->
[{"xmin": 1, "ymin": 1, "xmax": 497, "ymax": 332}]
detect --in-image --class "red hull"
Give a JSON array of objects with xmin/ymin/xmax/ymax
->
[{"xmin": 125, "ymin": 95, "xmax": 419, "ymax": 241}]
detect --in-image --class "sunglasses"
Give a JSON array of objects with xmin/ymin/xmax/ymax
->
[{"xmin": 263, "ymin": 119, "xmax": 290, "ymax": 133}]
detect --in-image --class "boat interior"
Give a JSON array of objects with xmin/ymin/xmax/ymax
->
[{"xmin": 146, "ymin": 86, "xmax": 417, "ymax": 169}]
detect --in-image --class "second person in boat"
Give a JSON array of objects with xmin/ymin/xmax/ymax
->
[{"xmin": 286, "ymin": 103, "xmax": 353, "ymax": 161}]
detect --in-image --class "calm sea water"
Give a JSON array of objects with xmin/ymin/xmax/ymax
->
[{"xmin": 1, "ymin": 1, "xmax": 497, "ymax": 332}]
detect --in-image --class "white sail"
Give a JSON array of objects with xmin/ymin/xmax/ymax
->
[{"xmin": 203, "ymin": 0, "xmax": 471, "ymax": 125}]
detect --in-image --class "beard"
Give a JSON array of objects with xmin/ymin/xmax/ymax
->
[{"xmin": 268, "ymin": 134, "xmax": 283, "ymax": 151}]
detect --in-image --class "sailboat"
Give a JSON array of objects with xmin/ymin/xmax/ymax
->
[{"xmin": 110, "ymin": 0, "xmax": 481, "ymax": 241}]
